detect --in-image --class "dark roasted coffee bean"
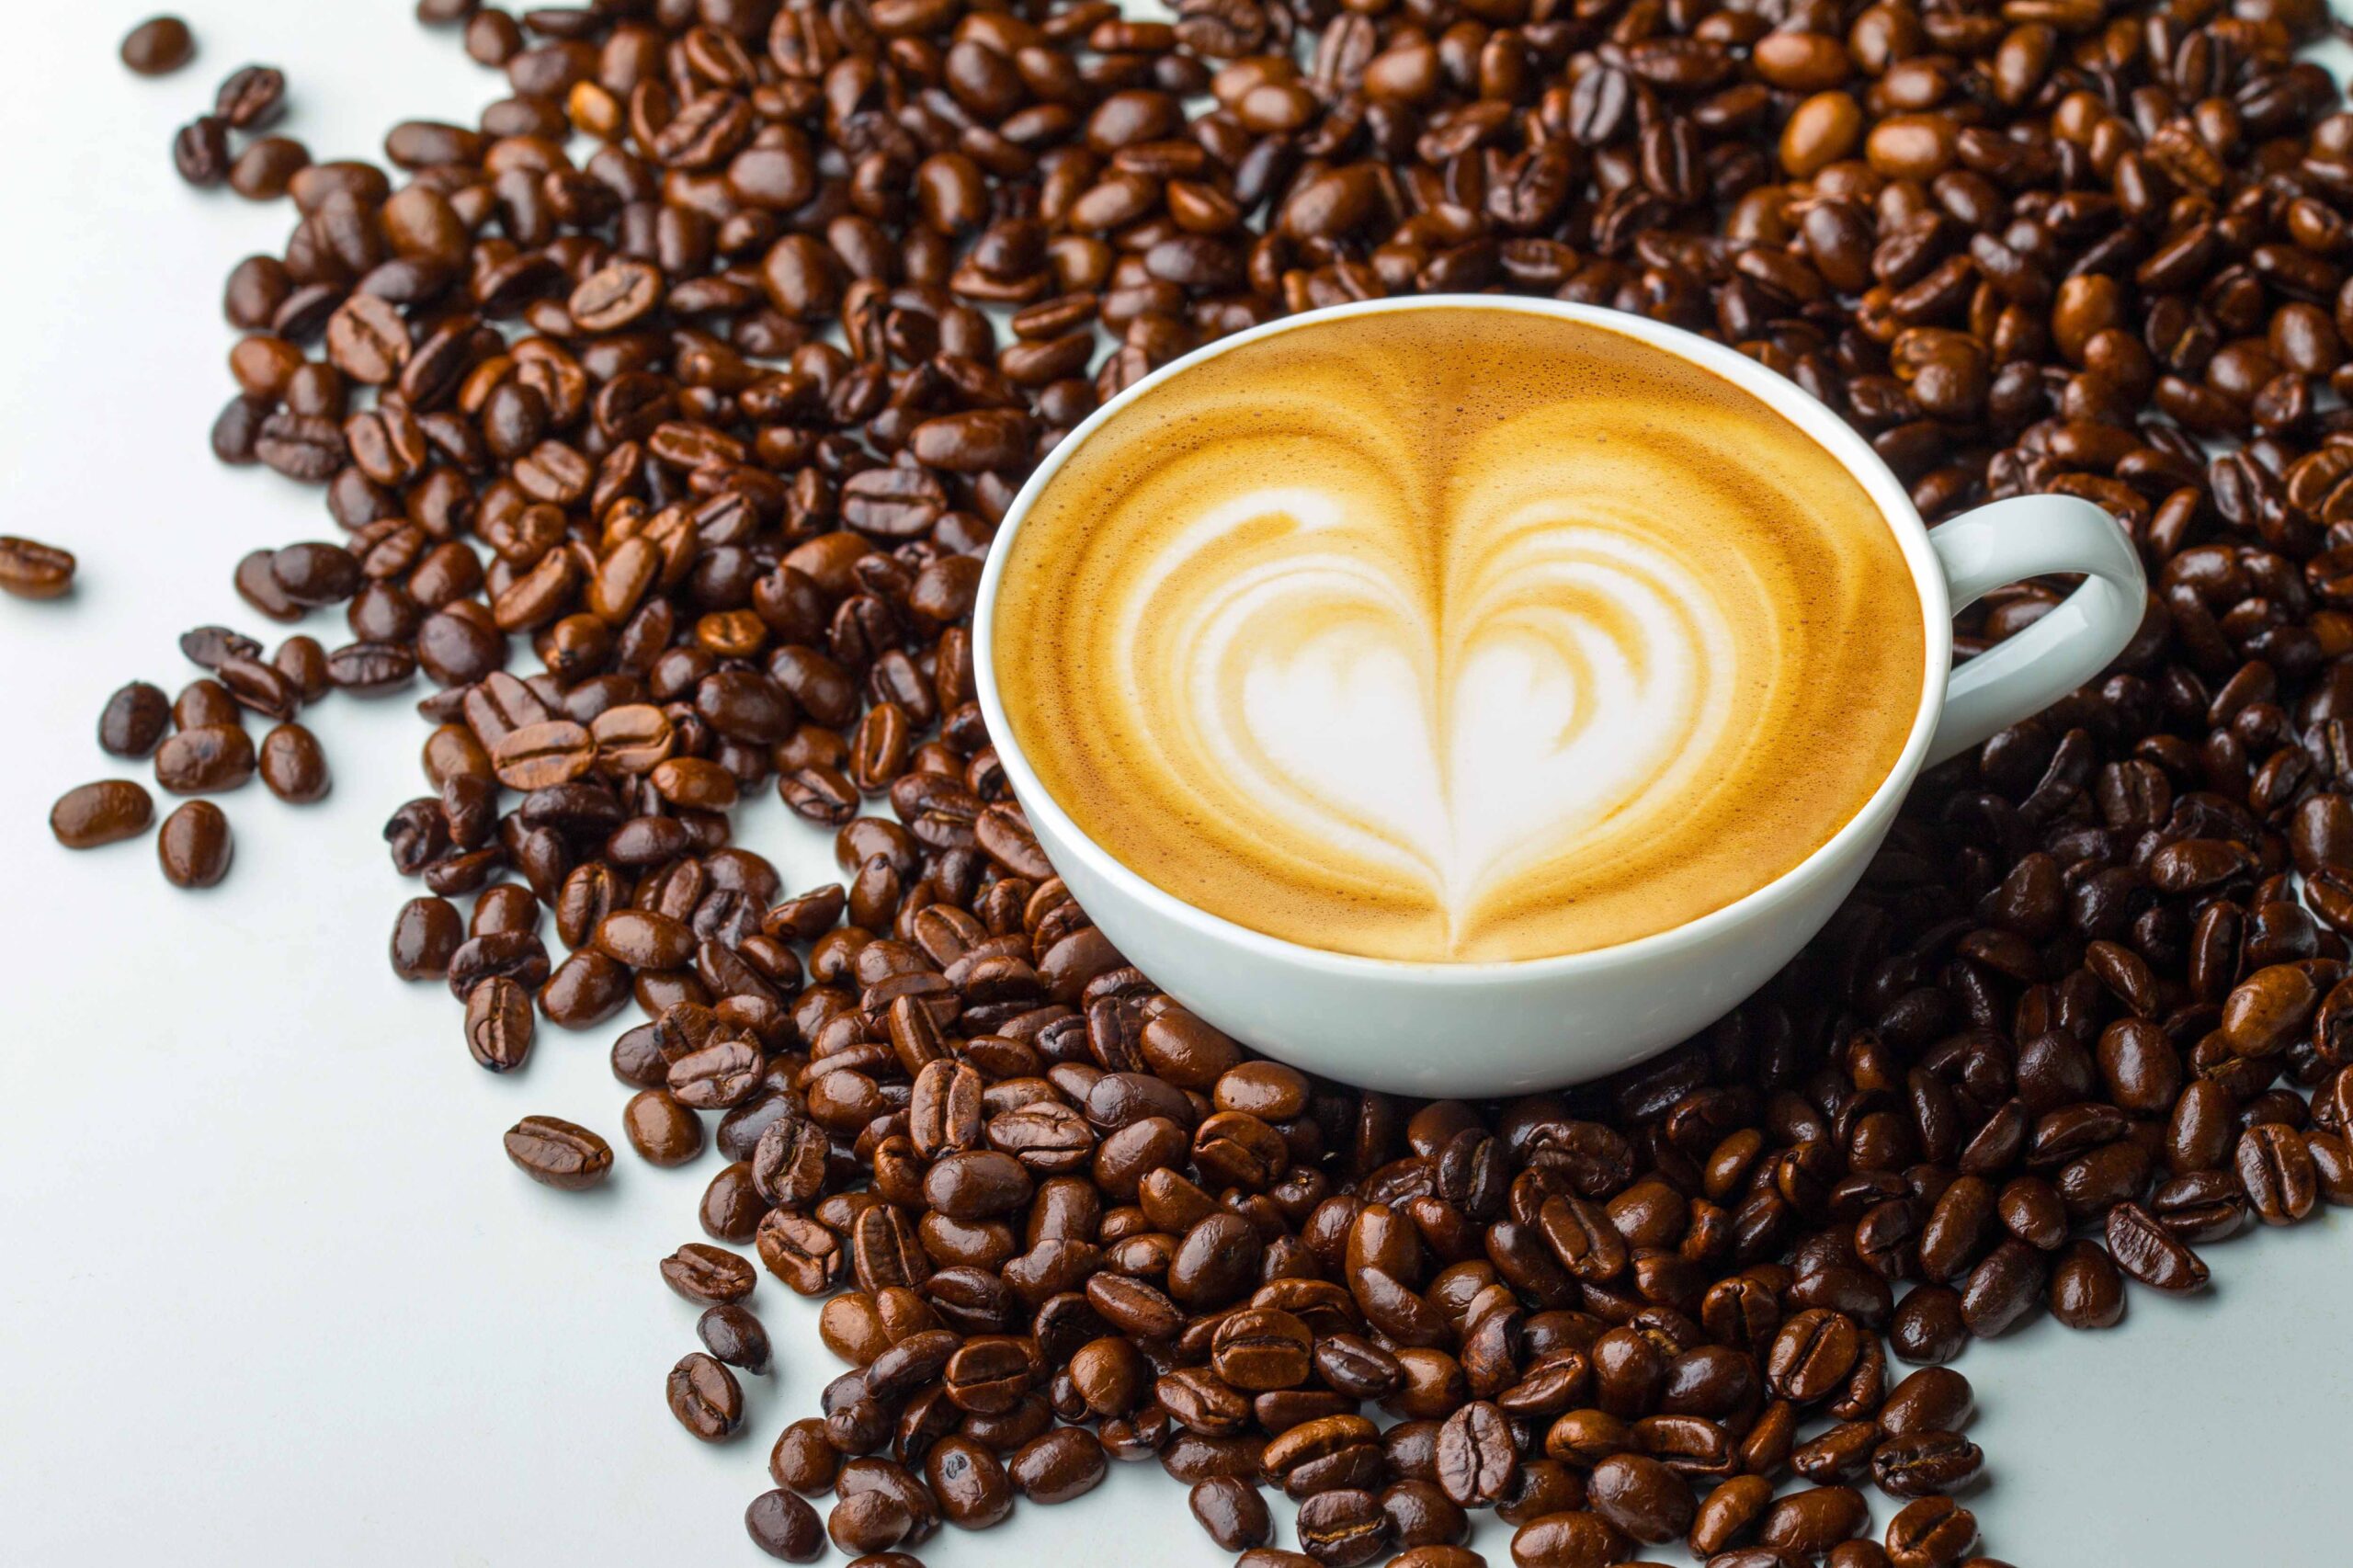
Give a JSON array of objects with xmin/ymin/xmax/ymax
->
[
  {"xmin": 1872, "ymin": 1433, "xmax": 1984, "ymax": 1498},
  {"xmin": 1885, "ymin": 1496, "xmax": 1975, "ymax": 1568},
  {"xmin": 156, "ymin": 801, "xmax": 233, "ymax": 888},
  {"xmin": 0, "ymin": 536, "xmax": 75, "ymax": 599},
  {"xmin": 1299, "ymin": 1487, "xmax": 1392, "ymax": 1568},
  {"xmin": 2106, "ymin": 1202, "xmax": 2210, "ymax": 1291},
  {"xmin": 154, "ymin": 725, "xmax": 255, "ymax": 795},
  {"xmin": 121, "ymin": 17, "xmax": 196, "ymax": 75},
  {"xmin": 1435, "ymin": 1401, "xmax": 1519, "ymax": 1509},
  {"xmin": 97, "ymin": 682, "xmax": 170, "ymax": 758},
  {"xmin": 624, "ymin": 1090, "xmax": 703, "ymax": 1166},
  {"xmin": 214, "ymin": 64, "xmax": 287, "ymax": 129},
  {"xmin": 771, "ymin": 1417, "xmax": 839, "ymax": 1494},
  {"xmin": 51, "ymin": 780, "xmax": 153, "ymax": 848},
  {"xmin": 1008, "ymin": 1426, "xmax": 1108, "ymax": 1503},
  {"xmin": 826, "ymin": 1490, "xmax": 914, "ymax": 1554},
  {"xmin": 662, "ymin": 1242, "xmax": 756, "ymax": 1305},
  {"xmin": 173, "ymin": 116, "xmax": 231, "ymax": 187},
  {"xmin": 745, "ymin": 1488, "xmax": 823, "ymax": 1561},
  {"xmin": 1191, "ymin": 1474, "xmax": 1273, "ymax": 1551},
  {"xmin": 926, "ymin": 1435, "xmax": 1015, "ymax": 1528},
  {"xmin": 257, "ymin": 723, "xmax": 330, "ymax": 802},
  {"xmin": 502, "ymin": 1115, "xmax": 611, "ymax": 1189},
  {"xmin": 463, "ymin": 976, "xmax": 534, "ymax": 1073},
  {"xmin": 667, "ymin": 1351, "xmax": 745, "ymax": 1442}
]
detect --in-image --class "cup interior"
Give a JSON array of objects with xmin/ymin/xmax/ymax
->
[{"xmin": 972, "ymin": 295, "xmax": 1958, "ymax": 981}]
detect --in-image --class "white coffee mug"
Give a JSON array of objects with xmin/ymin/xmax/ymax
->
[{"xmin": 973, "ymin": 296, "xmax": 2146, "ymax": 1095}]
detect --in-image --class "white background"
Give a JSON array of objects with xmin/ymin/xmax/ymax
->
[{"xmin": 1, "ymin": 4, "xmax": 2349, "ymax": 1564}]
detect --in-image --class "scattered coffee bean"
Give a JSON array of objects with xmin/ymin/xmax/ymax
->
[
  {"xmin": 97, "ymin": 682, "xmax": 170, "ymax": 758},
  {"xmin": 156, "ymin": 800, "xmax": 232, "ymax": 888},
  {"xmin": 213, "ymin": 65, "xmax": 286, "ymax": 130},
  {"xmin": 257, "ymin": 723, "xmax": 329, "ymax": 802},
  {"xmin": 1191, "ymin": 1475, "xmax": 1273, "ymax": 1551},
  {"xmin": 119, "ymin": 17, "xmax": 195, "ymax": 75},
  {"xmin": 745, "ymin": 1487, "xmax": 824, "ymax": 1562},
  {"xmin": 623, "ymin": 1089, "xmax": 703, "ymax": 1166},
  {"xmin": 0, "ymin": 536, "xmax": 74, "ymax": 599},
  {"xmin": 699, "ymin": 1304, "xmax": 770, "ymax": 1375},
  {"xmin": 153, "ymin": 724, "xmax": 255, "ymax": 795},
  {"xmin": 502, "ymin": 1115, "xmax": 609, "ymax": 1190},
  {"xmin": 667, "ymin": 1351, "xmax": 744, "ymax": 1443},
  {"xmin": 50, "ymin": 780, "xmax": 153, "ymax": 848},
  {"xmin": 171, "ymin": 116, "xmax": 230, "ymax": 187}
]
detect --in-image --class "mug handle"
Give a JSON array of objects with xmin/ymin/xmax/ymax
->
[{"xmin": 1925, "ymin": 494, "xmax": 2148, "ymax": 766}]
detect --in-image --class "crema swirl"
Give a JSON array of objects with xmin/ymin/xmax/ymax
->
[{"xmin": 992, "ymin": 309, "xmax": 1927, "ymax": 963}]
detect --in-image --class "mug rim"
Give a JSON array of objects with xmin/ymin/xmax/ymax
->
[{"xmin": 972, "ymin": 294, "xmax": 1955, "ymax": 982}]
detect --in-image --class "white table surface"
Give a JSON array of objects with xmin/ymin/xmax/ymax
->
[{"xmin": 2, "ymin": 4, "xmax": 2349, "ymax": 1564}]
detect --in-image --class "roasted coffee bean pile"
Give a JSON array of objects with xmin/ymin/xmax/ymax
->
[{"xmin": 41, "ymin": 0, "xmax": 2353, "ymax": 1562}]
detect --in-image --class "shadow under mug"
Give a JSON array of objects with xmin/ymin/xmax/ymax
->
[{"xmin": 972, "ymin": 296, "xmax": 2148, "ymax": 1096}]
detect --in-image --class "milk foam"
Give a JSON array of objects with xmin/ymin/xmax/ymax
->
[{"xmin": 994, "ymin": 310, "xmax": 1925, "ymax": 962}]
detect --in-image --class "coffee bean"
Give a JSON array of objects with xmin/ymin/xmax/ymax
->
[
  {"xmin": 1300, "ymin": 1487, "xmax": 1393, "ymax": 1567},
  {"xmin": 463, "ymin": 976, "xmax": 533, "ymax": 1073},
  {"xmin": 214, "ymin": 64, "xmax": 287, "ymax": 130},
  {"xmin": 1880, "ymin": 1369, "xmax": 1973, "ymax": 1439},
  {"xmin": 1191, "ymin": 1474, "xmax": 1273, "ymax": 1550},
  {"xmin": 1584, "ymin": 1452, "xmax": 1692, "ymax": 1544},
  {"xmin": 1507, "ymin": 1510, "xmax": 1627, "ymax": 1568},
  {"xmin": 926, "ymin": 1435, "xmax": 1014, "ymax": 1528},
  {"xmin": 0, "ymin": 536, "xmax": 75, "ymax": 600},
  {"xmin": 2048, "ymin": 1240, "xmax": 2127, "ymax": 1331},
  {"xmin": 230, "ymin": 137, "xmax": 310, "ymax": 201},
  {"xmin": 667, "ymin": 1351, "xmax": 744, "ymax": 1442},
  {"xmin": 491, "ymin": 720, "xmax": 594, "ymax": 790},
  {"xmin": 1435, "ymin": 1401, "xmax": 1518, "ymax": 1509},
  {"xmin": 624, "ymin": 1090, "xmax": 704, "ymax": 1166},
  {"xmin": 256, "ymin": 723, "xmax": 331, "ymax": 802},
  {"xmin": 1872, "ymin": 1433, "xmax": 1984, "ymax": 1498},
  {"xmin": 97, "ymin": 682, "xmax": 170, "ymax": 758},
  {"xmin": 661, "ymin": 1242, "xmax": 756, "ymax": 1305},
  {"xmin": 120, "ymin": 17, "xmax": 196, "ymax": 75},
  {"xmin": 154, "ymin": 724, "xmax": 256, "ymax": 794},
  {"xmin": 1758, "ymin": 1486, "xmax": 1869, "ymax": 1556},
  {"xmin": 51, "ymin": 780, "xmax": 154, "ymax": 848},
  {"xmin": 771, "ymin": 1417, "xmax": 839, "ymax": 1494},
  {"xmin": 1886, "ymin": 1497, "xmax": 1977, "ymax": 1568},
  {"xmin": 696, "ymin": 1290, "xmax": 771, "ymax": 1365},
  {"xmin": 2106, "ymin": 1201, "xmax": 2210, "ymax": 1291},
  {"xmin": 1007, "ymin": 1426, "xmax": 1108, "ymax": 1503},
  {"xmin": 825, "ymin": 1490, "xmax": 913, "ymax": 1554},
  {"xmin": 156, "ymin": 800, "xmax": 233, "ymax": 888},
  {"xmin": 745, "ymin": 1488, "xmax": 823, "ymax": 1562},
  {"xmin": 173, "ymin": 117, "xmax": 231, "ymax": 187},
  {"xmin": 502, "ymin": 1115, "xmax": 611, "ymax": 1190}
]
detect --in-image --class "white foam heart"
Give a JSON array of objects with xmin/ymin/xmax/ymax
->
[{"xmin": 1115, "ymin": 485, "xmax": 1740, "ymax": 949}]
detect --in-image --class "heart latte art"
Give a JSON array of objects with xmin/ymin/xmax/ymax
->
[{"xmin": 994, "ymin": 310, "xmax": 1927, "ymax": 962}]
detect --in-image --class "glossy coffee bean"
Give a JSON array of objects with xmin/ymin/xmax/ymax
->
[
  {"xmin": 668, "ymin": 1351, "xmax": 745, "ymax": 1442},
  {"xmin": 745, "ymin": 1488, "xmax": 824, "ymax": 1561},
  {"xmin": 120, "ymin": 16, "xmax": 196, "ymax": 75},
  {"xmin": 699, "ymin": 1303, "xmax": 771, "ymax": 1374},
  {"xmin": 51, "ymin": 780, "xmax": 153, "ymax": 847},
  {"xmin": 156, "ymin": 800, "xmax": 232, "ymax": 887},
  {"xmin": 502, "ymin": 1115, "xmax": 611, "ymax": 1190}
]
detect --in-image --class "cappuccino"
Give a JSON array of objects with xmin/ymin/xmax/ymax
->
[{"xmin": 992, "ymin": 308, "xmax": 1927, "ymax": 963}]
